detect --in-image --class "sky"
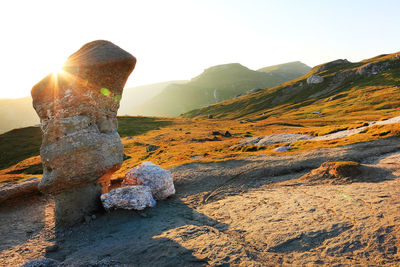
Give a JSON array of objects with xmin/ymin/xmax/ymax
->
[{"xmin": 0, "ymin": 0, "xmax": 399, "ymax": 98}]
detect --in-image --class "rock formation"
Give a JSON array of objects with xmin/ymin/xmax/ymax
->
[
  {"xmin": 31, "ymin": 40, "xmax": 136, "ymax": 226},
  {"xmin": 306, "ymin": 74, "xmax": 324, "ymax": 84}
]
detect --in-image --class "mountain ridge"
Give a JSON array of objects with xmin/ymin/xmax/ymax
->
[{"xmin": 130, "ymin": 61, "xmax": 311, "ymax": 116}]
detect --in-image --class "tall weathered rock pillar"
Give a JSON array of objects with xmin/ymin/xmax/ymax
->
[{"xmin": 31, "ymin": 40, "xmax": 136, "ymax": 226}]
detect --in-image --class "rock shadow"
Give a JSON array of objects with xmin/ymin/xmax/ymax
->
[{"xmin": 46, "ymin": 197, "xmax": 228, "ymax": 266}]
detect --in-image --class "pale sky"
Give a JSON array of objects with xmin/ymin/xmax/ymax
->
[{"xmin": 0, "ymin": 0, "xmax": 399, "ymax": 98}]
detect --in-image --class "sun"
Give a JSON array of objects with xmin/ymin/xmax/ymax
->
[{"xmin": 50, "ymin": 60, "xmax": 66, "ymax": 76}]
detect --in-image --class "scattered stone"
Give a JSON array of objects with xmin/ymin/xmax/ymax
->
[
  {"xmin": 208, "ymin": 114, "xmax": 214, "ymax": 119},
  {"xmin": 125, "ymin": 162, "xmax": 175, "ymax": 200},
  {"xmin": 273, "ymin": 146, "xmax": 291, "ymax": 152},
  {"xmin": 312, "ymin": 111, "xmax": 321, "ymax": 114},
  {"xmin": 45, "ymin": 244, "xmax": 59, "ymax": 253},
  {"xmin": 146, "ymin": 145, "xmax": 160, "ymax": 153},
  {"xmin": 185, "ymin": 132, "xmax": 191, "ymax": 134},
  {"xmin": 0, "ymin": 177, "xmax": 40, "ymax": 203},
  {"xmin": 101, "ymin": 186, "xmax": 156, "ymax": 211},
  {"xmin": 126, "ymin": 136, "xmax": 133, "ymax": 140},
  {"xmin": 224, "ymin": 131, "xmax": 232, "ymax": 137},
  {"xmin": 22, "ymin": 258, "xmax": 59, "ymax": 267},
  {"xmin": 212, "ymin": 131, "xmax": 222, "ymax": 135},
  {"xmin": 307, "ymin": 75, "xmax": 324, "ymax": 84},
  {"xmin": 191, "ymin": 137, "xmax": 221, "ymax": 142},
  {"xmin": 91, "ymin": 214, "xmax": 97, "ymax": 220}
]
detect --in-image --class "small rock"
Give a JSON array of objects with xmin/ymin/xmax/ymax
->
[
  {"xmin": 273, "ymin": 146, "xmax": 291, "ymax": 152},
  {"xmin": 125, "ymin": 162, "xmax": 175, "ymax": 200},
  {"xmin": 224, "ymin": 131, "xmax": 232, "ymax": 137},
  {"xmin": 146, "ymin": 145, "xmax": 160, "ymax": 153},
  {"xmin": 212, "ymin": 131, "xmax": 222, "ymax": 135},
  {"xmin": 208, "ymin": 114, "xmax": 214, "ymax": 119},
  {"xmin": 126, "ymin": 136, "xmax": 133, "ymax": 140},
  {"xmin": 22, "ymin": 258, "xmax": 59, "ymax": 267},
  {"xmin": 101, "ymin": 186, "xmax": 156, "ymax": 211},
  {"xmin": 185, "ymin": 132, "xmax": 191, "ymax": 134},
  {"xmin": 91, "ymin": 214, "xmax": 96, "ymax": 220},
  {"xmin": 307, "ymin": 75, "xmax": 324, "ymax": 84},
  {"xmin": 45, "ymin": 244, "xmax": 59, "ymax": 253}
]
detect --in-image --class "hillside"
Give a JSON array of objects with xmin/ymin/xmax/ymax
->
[
  {"xmin": 130, "ymin": 62, "xmax": 311, "ymax": 117},
  {"xmin": 118, "ymin": 80, "xmax": 186, "ymax": 115},
  {"xmin": 184, "ymin": 53, "xmax": 400, "ymax": 123},
  {"xmin": 258, "ymin": 61, "xmax": 312, "ymax": 81}
]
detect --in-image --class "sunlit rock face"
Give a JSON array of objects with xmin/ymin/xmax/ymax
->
[{"xmin": 31, "ymin": 40, "xmax": 136, "ymax": 194}]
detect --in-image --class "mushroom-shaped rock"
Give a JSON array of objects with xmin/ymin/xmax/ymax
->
[
  {"xmin": 125, "ymin": 161, "xmax": 175, "ymax": 200},
  {"xmin": 31, "ymin": 40, "xmax": 136, "ymax": 194},
  {"xmin": 31, "ymin": 40, "xmax": 136, "ymax": 226}
]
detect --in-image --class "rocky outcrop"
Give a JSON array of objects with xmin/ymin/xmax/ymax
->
[
  {"xmin": 125, "ymin": 162, "xmax": 175, "ymax": 200},
  {"xmin": 101, "ymin": 186, "xmax": 156, "ymax": 211},
  {"xmin": 31, "ymin": 40, "xmax": 136, "ymax": 226},
  {"xmin": 257, "ymin": 133, "xmax": 313, "ymax": 146},
  {"xmin": 357, "ymin": 61, "xmax": 390, "ymax": 75},
  {"xmin": 306, "ymin": 75, "xmax": 324, "ymax": 84},
  {"xmin": 0, "ymin": 177, "xmax": 40, "ymax": 203},
  {"xmin": 315, "ymin": 59, "xmax": 350, "ymax": 73}
]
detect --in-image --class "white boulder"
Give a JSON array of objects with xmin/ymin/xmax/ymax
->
[
  {"xmin": 273, "ymin": 146, "xmax": 291, "ymax": 152},
  {"xmin": 125, "ymin": 161, "xmax": 175, "ymax": 200},
  {"xmin": 306, "ymin": 75, "xmax": 324, "ymax": 84},
  {"xmin": 100, "ymin": 186, "xmax": 156, "ymax": 211}
]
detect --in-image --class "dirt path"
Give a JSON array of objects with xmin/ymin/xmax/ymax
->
[{"xmin": 1, "ymin": 138, "xmax": 400, "ymax": 266}]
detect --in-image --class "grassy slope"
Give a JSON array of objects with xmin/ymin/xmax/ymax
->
[
  {"xmin": 184, "ymin": 53, "xmax": 400, "ymax": 127},
  {"xmin": 131, "ymin": 62, "xmax": 310, "ymax": 117}
]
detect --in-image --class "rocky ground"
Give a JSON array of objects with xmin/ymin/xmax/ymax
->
[{"xmin": 0, "ymin": 136, "xmax": 400, "ymax": 266}]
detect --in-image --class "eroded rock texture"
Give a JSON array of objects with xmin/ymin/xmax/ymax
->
[
  {"xmin": 125, "ymin": 161, "xmax": 175, "ymax": 200},
  {"xmin": 31, "ymin": 40, "xmax": 136, "ymax": 194},
  {"xmin": 31, "ymin": 40, "xmax": 135, "ymax": 225}
]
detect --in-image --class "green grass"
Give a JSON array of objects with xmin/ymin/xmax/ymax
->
[
  {"xmin": 0, "ymin": 127, "xmax": 42, "ymax": 170},
  {"xmin": 183, "ymin": 52, "xmax": 400, "ymax": 124},
  {"xmin": 117, "ymin": 116, "xmax": 175, "ymax": 137}
]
